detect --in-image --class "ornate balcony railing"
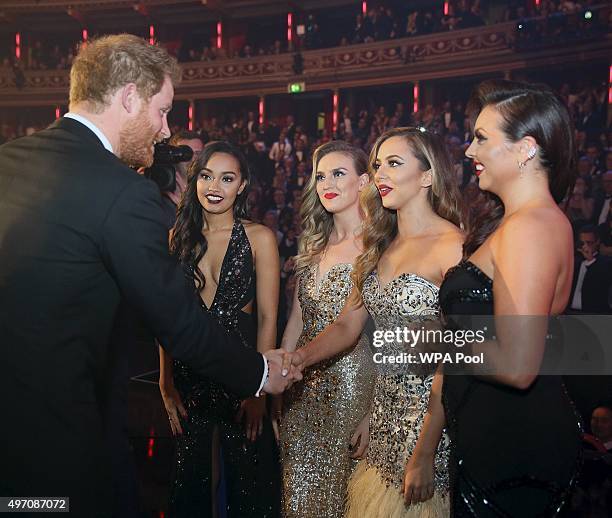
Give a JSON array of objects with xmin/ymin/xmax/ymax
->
[{"xmin": 0, "ymin": 20, "xmax": 610, "ymax": 106}]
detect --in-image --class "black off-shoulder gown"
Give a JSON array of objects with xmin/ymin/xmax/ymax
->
[{"xmin": 439, "ymin": 261, "xmax": 581, "ymax": 517}]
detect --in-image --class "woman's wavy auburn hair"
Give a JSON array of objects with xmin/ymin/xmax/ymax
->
[
  {"xmin": 170, "ymin": 140, "xmax": 250, "ymax": 291},
  {"xmin": 352, "ymin": 127, "xmax": 464, "ymax": 294},
  {"xmin": 294, "ymin": 140, "xmax": 368, "ymax": 277}
]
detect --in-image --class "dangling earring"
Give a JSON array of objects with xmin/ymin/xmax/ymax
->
[{"xmin": 518, "ymin": 147, "xmax": 537, "ymax": 177}]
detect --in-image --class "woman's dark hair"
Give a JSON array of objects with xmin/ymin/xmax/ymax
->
[
  {"xmin": 464, "ymin": 79, "xmax": 576, "ymax": 257},
  {"xmin": 170, "ymin": 140, "xmax": 251, "ymax": 290}
]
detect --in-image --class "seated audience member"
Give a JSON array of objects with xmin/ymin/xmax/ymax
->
[
  {"xmin": 590, "ymin": 404, "xmax": 612, "ymax": 451},
  {"xmin": 564, "ymin": 175, "xmax": 595, "ymax": 232},
  {"xmin": 598, "ymin": 208, "xmax": 612, "ymax": 256},
  {"xmin": 269, "ymin": 129, "xmax": 292, "ymax": 164},
  {"xmin": 593, "ymin": 170, "xmax": 612, "ymax": 226},
  {"xmin": 568, "ymin": 225, "xmax": 612, "ymax": 314}
]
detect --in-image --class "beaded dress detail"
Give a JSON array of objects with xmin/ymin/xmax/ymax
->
[
  {"xmin": 346, "ymin": 272, "xmax": 450, "ymax": 518},
  {"xmin": 169, "ymin": 221, "xmax": 280, "ymax": 518},
  {"xmin": 280, "ymin": 263, "xmax": 376, "ymax": 518},
  {"xmin": 439, "ymin": 260, "xmax": 581, "ymax": 517}
]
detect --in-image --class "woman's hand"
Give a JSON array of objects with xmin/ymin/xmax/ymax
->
[
  {"xmin": 270, "ymin": 394, "xmax": 283, "ymax": 442},
  {"xmin": 237, "ymin": 396, "xmax": 267, "ymax": 442},
  {"xmin": 349, "ymin": 413, "xmax": 370, "ymax": 459},
  {"xmin": 402, "ymin": 453, "xmax": 435, "ymax": 505},
  {"xmin": 159, "ymin": 382, "xmax": 187, "ymax": 436}
]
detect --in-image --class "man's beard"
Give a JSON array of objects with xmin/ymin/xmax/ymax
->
[{"xmin": 118, "ymin": 107, "xmax": 158, "ymax": 168}]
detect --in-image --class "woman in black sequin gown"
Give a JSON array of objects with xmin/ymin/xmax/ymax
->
[
  {"xmin": 158, "ymin": 141, "xmax": 281, "ymax": 517},
  {"xmin": 439, "ymin": 80, "xmax": 581, "ymax": 517}
]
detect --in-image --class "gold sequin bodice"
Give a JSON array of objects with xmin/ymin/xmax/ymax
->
[
  {"xmin": 361, "ymin": 272, "xmax": 450, "ymax": 494},
  {"xmin": 280, "ymin": 263, "xmax": 376, "ymax": 518}
]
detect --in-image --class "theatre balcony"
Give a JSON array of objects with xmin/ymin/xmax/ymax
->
[{"xmin": 0, "ymin": 9, "xmax": 610, "ymax": 107}]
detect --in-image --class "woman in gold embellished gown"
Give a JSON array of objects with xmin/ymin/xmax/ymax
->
[
  {"xmin": 278, "ymin": 141, "xmax": 376, "ymax": 518},
  {"xmin": 285, "ymin": 128, "xmax": 465, "ymax": 517}
]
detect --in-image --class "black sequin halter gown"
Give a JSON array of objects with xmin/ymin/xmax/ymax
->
[
  {"xmin": 168, "ymin": 221, "xmax": 280, "ymax": 518},
  {"xmin": 439, "ymin": 261, "xmax": 581, "ymax": 518}
]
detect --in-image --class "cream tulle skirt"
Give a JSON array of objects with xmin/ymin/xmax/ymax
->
[{"xmin": 346, "ymin": 462, "xmax": 449, "ymax": 518}]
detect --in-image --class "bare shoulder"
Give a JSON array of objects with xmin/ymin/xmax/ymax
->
[
  {"xmin": 432, "ymin": 222, "xmax": 465, "ymax": 275},
  {"xmin": 242, "ymin": 220, "xmax": 278, "ymax": 250},
  {"xmin": 497, "ymin": 205, "xmax": 572, "ymax": 245}
]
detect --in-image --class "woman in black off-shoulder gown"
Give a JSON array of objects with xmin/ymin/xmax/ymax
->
[
  {"xmin": 440, "ymin": 261, "xmax": 581, "ymax": 517},
  {"xmin": 438, "ymin": 80, "xmax": 581, "ymax": 517}
]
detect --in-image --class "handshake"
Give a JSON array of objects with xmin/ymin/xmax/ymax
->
[{"xmin": 261, "ymin": 348, "xmax": 307, "ymax": 394}]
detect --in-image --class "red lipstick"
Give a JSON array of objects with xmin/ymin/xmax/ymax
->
[
  {"xmin": 378, "ymin": 184, "xmax": 393, "ymax": 197},
  {"xmin": 324, "ymin": 193, "xmax": 339, "ymax": 199}
]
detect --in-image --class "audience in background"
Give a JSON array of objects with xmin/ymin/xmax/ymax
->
[{"xmin": 1, "ymin": 0, "xmax": 606, "ymax": 70}]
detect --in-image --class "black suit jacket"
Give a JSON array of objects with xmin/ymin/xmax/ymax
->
[
  {"xmin": 569, "ymin": 254, "xmax": 612, "ymax": 314},
  {"xmin": 0, "ymin": 118, "xmax": 264, "ymax": 515}
]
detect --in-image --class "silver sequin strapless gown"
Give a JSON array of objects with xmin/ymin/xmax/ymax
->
[
  {"xmin": 280, "ymin": 263, "xmax": 376, "ymax": 518},
  {"xmin": 346, "ymin": 272, "xmax": 450, "ymax": 518}
]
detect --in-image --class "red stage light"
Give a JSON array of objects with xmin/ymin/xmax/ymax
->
[
  {"xmin": 287, "ymin": 13, "xmax": 293, "ymax": 43},
  {"xmin": 216, "ymin": 21, "xmax": 222, "ymax": 49},
  {"xmin": 608, "ymin": 64, "xmax": 612, "ymax": 104},
  {"xmin": 332, "ymin": 92, "xmax": 339, "ymax": 133},
  {"xmin": 258, "ymin": 98, "xmax": 264, "ymax": 125},
  {"xmin": 149, "ymin": 25, "xmax": 155, "ymax": 45}
]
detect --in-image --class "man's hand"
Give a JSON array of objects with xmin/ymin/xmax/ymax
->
[{"xmin": 262, "ymin": 349, "xmax": 303, "ymax": 395}]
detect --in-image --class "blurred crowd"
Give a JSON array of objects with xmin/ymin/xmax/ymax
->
[
  {"xmin": 1, "ymin": 0, "xmax": 607, "ymax": 71},
  {"xmin": 0, "ymin": 73, "xmax": 610, "ymax": 320},
  {"xmin": 146, "ymin": 77, "xmax": 610, "ymax": 322},
  {"xmin": 0, "ymin": 50, "xmax": 610, "ymax": 513}
]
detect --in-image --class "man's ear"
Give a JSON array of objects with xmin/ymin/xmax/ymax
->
[
  {"xmin": 421, "ymin": 169, "xmax": 433, "ymax": 188},
  {"xmin": 120, "ymin": 83, "xmax": 141, "ymax": 114}
]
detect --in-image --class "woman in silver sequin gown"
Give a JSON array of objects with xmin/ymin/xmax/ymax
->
[
  {"xmin": 158, "ymin": 142, "xmax": 281, "ymax": 517},
  {"xmin": 285, "ymin": 128, "xmax": 465, "ymax": 517},
  {"xmin": 278, "ymin": 141, "xmax": 376, "ymax": 518}
]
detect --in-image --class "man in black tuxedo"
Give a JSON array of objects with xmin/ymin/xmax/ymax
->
[
  {"xmin": 0, "ymin": 34, "xmax": 299, "ymax": 517},
  {"xmin": 568, "ymin": 225, "xmax": 612, "ymax": 314}
]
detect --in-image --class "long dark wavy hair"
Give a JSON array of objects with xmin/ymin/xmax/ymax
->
[
  {"xmin": 463, "ymin": 79, "xmax": 576, "ymax": 257},
  {"xmin": 170, "ymin": 140, "xmax": 251, "ymax": 290}
]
